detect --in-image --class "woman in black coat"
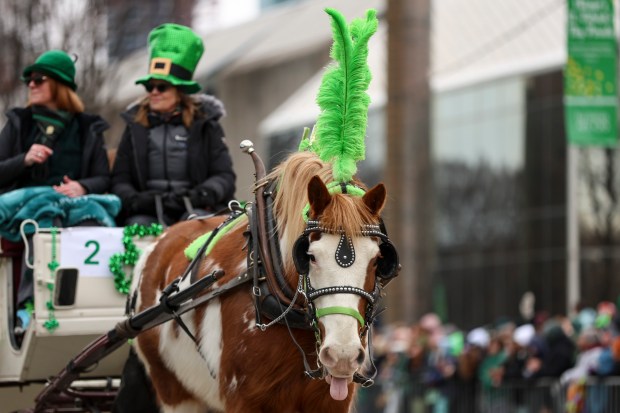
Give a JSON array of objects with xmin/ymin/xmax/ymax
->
[
  {"xmin": 0, "ymin": 50, "xmax": 109, "ymax": 196},
  {"xmin": 111, "ymin": 24, "xmax": 235, "ymax": 227},
  {"xmin": 0, "ymin": 49, "xmax": 110, "ymax": 339},
  {"xmin": 111, "ymin": 92, "xmax": 236, "ymax": 226}
]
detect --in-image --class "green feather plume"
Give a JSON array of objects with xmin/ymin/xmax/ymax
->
[{"xmin": 313, "ymin": 8, "xmax": 378, "ymax": 182}]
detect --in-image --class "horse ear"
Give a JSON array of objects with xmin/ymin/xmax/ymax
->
[
  {"xmin": 308, "ymin": 175, "xmax": 331, "ymax": 218},
  {"xmin": 362, "ymin": 183, "xmax": 387, "ymax": 216}
]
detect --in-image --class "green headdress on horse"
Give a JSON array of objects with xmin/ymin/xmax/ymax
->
[{"xmin": 300, "ymin": 8, "xmax": 378, "ymax": 185}]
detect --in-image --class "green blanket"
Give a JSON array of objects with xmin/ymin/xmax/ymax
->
[{"xmin": 0, "ymin": 186, "xmax": 121, "ymax": 241}]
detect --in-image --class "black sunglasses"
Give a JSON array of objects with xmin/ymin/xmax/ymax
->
[
  {"xmin": 144, "ymin": 82, "xmax": 172, "ymax": 93},
  {"xmin": 22, "ymin": 75, "xmax": 48, "ymax": 86}
]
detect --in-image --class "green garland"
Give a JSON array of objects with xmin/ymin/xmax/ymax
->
[
  {"xmin": 109, "ymin": 223, "xmax": 163, "ymax": 295},
  {"xmin": 44, "ymin": 227, "xmax": 60, "ymax": 332}
]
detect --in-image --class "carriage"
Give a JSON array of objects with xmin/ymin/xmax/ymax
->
[
  {"xmin": 2, "ymin": 7, "xmax": 399, "ymax": 412},
  {"xmin": 0, "ymin": 222, "xmax": 158, "ymax": 411},
  {"xmin": 1, "ymin": 141, "xmax": 398, "ymax": 412}
]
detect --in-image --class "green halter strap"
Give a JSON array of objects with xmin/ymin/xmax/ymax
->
[{"xmin": 316, "ymin": 306, "xmax": 365, "ymax": 327}]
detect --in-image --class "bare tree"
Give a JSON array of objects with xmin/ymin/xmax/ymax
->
[
  {"xmin": 581, "ymin": 149, "xmax": 620, "ymax": 243},
  {"xmin": 0, "ymin": 0, "xmax": 109, "ymax": 115},
  {"xmin": 579, "ymin": 148, "xmax": 620, "ymax": 300}
]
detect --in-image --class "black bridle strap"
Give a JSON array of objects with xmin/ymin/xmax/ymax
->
[
  {"xmin": 159, "ymin": 279, "xmax": 200, "ymax": 345},
  {"xmin": 275, "ymin": 287, "xmax": 326, "ymax": 381},
  {"xmin": 352, "ymin": 324, "xmax": 377, "ymax": 387},
  {"xmin": 307, "ymin": 286, "xmax": 375, "ymax": 304},
  {"xmin": 161, "ymin": 297, "xmax": 199, "ymax": 344}
]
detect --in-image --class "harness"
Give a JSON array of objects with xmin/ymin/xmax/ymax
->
[
  {"xmin": 149, "ymin": 141, "xmax": 400, "ymax": 387},
  {"xmin": 250, "ymin": 180, "xmax": 312, "ymax": 330},
  {"xmin": 241, "ymin": 141, "xmax": 400, "ymax": 386}
]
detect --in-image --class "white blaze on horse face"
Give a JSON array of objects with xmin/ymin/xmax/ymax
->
[{"xmin": 309, "ymin": 233, "xmax": 378, "ymax": 377}]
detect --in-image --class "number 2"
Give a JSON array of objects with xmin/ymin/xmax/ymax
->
[{"xmin": 84, "ymin": 240, "xmax": 100, "ymax": 265}]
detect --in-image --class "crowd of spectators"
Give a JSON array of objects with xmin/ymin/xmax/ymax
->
[{"xmin": 355, "ymin": 297, "xmax": 620, "ymax": 413}]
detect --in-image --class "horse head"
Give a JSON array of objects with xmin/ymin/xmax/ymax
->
[{"xmin": 292, "ymin": 175, "xmax": 399, "ymax": 400}]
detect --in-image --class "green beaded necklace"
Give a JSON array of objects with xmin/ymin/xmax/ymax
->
[{"xmin": 108, "ymin": 223, "xmax": 163, "ymax": 295}]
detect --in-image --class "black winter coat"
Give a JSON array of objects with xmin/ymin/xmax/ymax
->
[
  {"xmin": 110, "ymin": 94, "xmax": 236, "ymax": 220},
  {"xmin": 0, "ymin": 107, "xmax": 110, "ymax": 194}
]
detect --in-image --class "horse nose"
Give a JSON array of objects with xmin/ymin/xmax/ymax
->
[
  {"xmin": 356, "ymin": 348, "xmax": 365, "ymax": 365},
  {"xmin": 319, "ymin": 345, "xmax": 366, "ymax": 371}
]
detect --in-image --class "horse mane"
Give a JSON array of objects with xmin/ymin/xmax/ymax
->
[{"xmin": 266, "ymin": 151, "xmax": 379, "ymax": 274}]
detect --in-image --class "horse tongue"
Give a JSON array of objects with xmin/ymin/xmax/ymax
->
[{"xmin": 329, "ymin": 377, "xmax": 348, "ymax": 401}]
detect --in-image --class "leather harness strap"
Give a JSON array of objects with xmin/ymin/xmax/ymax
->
[{"xmin": 248, "ymin": 188, "xmax": 312, "ymax": 329}]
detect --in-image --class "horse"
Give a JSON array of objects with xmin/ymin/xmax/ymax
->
[{"xmin": 131, "ymin": 150, "xmax": 399, "ymax": 412}]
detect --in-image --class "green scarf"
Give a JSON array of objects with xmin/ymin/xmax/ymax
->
[{"xmin": 31, "ymin": 105, "xmax": 73, "ymax": 148}]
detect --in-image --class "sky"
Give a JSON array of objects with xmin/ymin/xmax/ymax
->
[{"xmin": 193, "ymin": 0, "xmax": 260, "ymax": 36}]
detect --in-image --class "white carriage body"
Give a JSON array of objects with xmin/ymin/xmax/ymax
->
[{"xmin": 0, "ymin": 227, "xmax": 155, "ymax": 384}]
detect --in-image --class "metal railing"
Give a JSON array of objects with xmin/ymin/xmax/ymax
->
[{"xmin": 355, "ymin": 377, "xmax": 620, "ymax": 413}]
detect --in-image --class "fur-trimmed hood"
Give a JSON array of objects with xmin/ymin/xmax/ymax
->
[
  {"xmin": 122, "ymin": 93, "xmax": 226, "ymax": 123},
  {"xmin": 193, "ymin": 93, "xmax": 226, "ymax": 120}
]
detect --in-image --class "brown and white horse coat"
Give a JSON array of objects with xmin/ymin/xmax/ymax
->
[{"xmin": 133, "ymin": 151, "xmax": 389, "ymax": 413}]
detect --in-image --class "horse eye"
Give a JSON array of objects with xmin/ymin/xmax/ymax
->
[{"xmin": 307, "ymin": 253, "xmax": 316, "ymax": 263}]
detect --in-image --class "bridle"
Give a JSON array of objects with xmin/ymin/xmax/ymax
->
[
  {"xmin": 293, "ymin": 219, "xmax": 399, "ymax": 334},
  {"xmin": 240, "ymin": 140, "xmax": 401, "ymax": 387},
  {"xmin": 285, "ymin": 214, "xmax": 400, "ymax": 386}
]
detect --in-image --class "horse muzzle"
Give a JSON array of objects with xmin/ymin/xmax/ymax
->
[{"xmin": 319, "ymin": 343, "xmax": 366, "ymax": 372}]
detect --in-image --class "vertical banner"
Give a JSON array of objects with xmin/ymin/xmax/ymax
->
[{"xmin": 565, "ymin": 0, "xmax": 617, "ymax": 146}]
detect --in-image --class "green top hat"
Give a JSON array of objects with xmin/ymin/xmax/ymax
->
[
  {"xmin": 22, "ymin": 50, "xmax": 77, "ymax": 91},
  {"xmin": 135, "ymin": 23, "xmax": 204, "ymax": 94}
]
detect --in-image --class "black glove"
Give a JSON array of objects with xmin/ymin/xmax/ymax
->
[
  {"xmin": 162, "ymin": 191, "xmax": 186, "ymax": 214},
  {"xmin": 171, "ymin": 186, "xmax": 189, "ymax": 199},
  {"xmin": 129, "ymin": 190, "xmax": 159, "ymax": 214},
  {"xmin": 188, "ymin": 188, "xmax": 212, "ymax": 209}
]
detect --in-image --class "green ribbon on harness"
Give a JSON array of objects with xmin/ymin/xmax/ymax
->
[
  {"xmin": 184, "ymin": 214, "xmax": 246, "ymax": 260},
  {"xmin": 43, "ymin": 227, "xmax": 60, "ymax": 332}
]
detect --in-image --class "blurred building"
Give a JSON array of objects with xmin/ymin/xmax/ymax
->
[
  {"xmin": 258, "ymin": 0, "xmax": 619, "ymax": 328},
  {"xmin": 106, "ymin": 0, "xmax": 196, "ymax": 60},
  {"xmin": 104, "ymin": 0, "xmax": 620, "ymax": 329},
  {"xmin": 431, "ymin": 0, "xmax": 618, "ymax": 328},
  {"xmin": 102, "ymin": 0, "xmax": 367, "ymax": 206}
]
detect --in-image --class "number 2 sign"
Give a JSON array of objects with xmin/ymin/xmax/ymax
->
[{"xmin": 59, "ymin": 228, "xmax": 125, "ymax": 277}]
